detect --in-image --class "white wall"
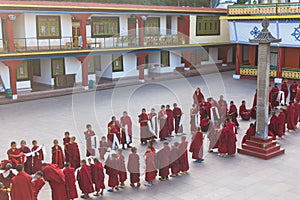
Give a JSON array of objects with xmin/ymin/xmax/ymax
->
[
  {"xmin": 201, "ymin": 48, "xmax": 222, "ymax": 65},
  {"xmin": 17, "ymin": 81, "xmax": 31, "ymax": 91},
  {"xmin": 112, "ymin": 54, "xmax": 139, "ymax": 79},
  {"xmin": 160, "ymin": 16, "xmax": 167, "ymax": 35},
  {"xmin": 65, "ymin": 57, "xmax": 82, "ymax": 83},
  {"xmin": 171, "ymin": 16, "xmax": 178, "ymax": 35},
  {"xmin": 100, "ymin": 55, "xmax": 113, "ymax": 79},
  {"xmin": 34, "ymin": 59, "xmax": 53, "ymax": 85},
  {"xmin": 14, "ymin": 14, "xmax": 26, "ymax": 48},
  {"xmin": 0, "ymin": 62, "xmax": 10, "ymax": 89}
]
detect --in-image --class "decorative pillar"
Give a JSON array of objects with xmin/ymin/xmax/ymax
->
[
  {"xmin": 222, "ymin": 47, "xmax": 229, "ymax": 67},
  {"xmin": 137, "ymin": 53, "xmax": 147, "ymax": 82},
  {"xmin": 3, "ymin": 60, "xmax": 23, "ymax": 100},
  {"xmin": 249, "ymin": 45, "xmax": 257, "ymax": 66},
  {"xmin": 72, "ymin": 14, "xmax": 90, "ymax": 49},
  {"xmin": 76, "ymin": 56, "xmax": 91, "ymax": 89},
  {"xmin": 277, "ymin": 47, "xmax": 284, "ymax": 79}
]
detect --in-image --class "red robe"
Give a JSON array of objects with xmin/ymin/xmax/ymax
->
[
  {"xmin": 0, "ymin": 189, "xmax": 8, "ymax": 200},
  {"xmin": 51, "ymin": 145, "xmax": 64, "ymax": 169},
  {"xmin": 189, "ymin": 131, "xmax": 203, "ymax": 160},
  {"xmin": 156, "ymin": 146, "xmax": 171, "ymax": 177},
  {"xmin": 42, "ymin": 164, "xmax": 68, "ymax": 200},
  {"xmin": 270, "ymin": 87, "xmax": 279, "ymax": 107},
  {"xmin": 269, "ymin": 115, "xmax": 278, "ymax": 136},
  {"xmin": 0, "ymin": 169, "xmax": 15, "ymax": 189},
  {"xmin": 287, "ymin": 104, "xmax": 296, "ymax": 130},
  {"xmin": 65, "ymin": 142, "xmax": 80, "ymax": 169},
  {"xmin": 84, "ymin": 130, "xmax": 96, "ymax": 157},
  {"xmin": 295, "ymin": 89, "xmax": 300, "ymax": 102},
  {"xmin": 11, "ymin": 171, "xmax": 34, "ymax": 200},
  {"xmin": 193, "ymin": 91, "xmax": 204, "ymax": 105},
  {"xmin": 173, "ymin": 107, "xmax": 182, "ymax": 134},
  {"xmin": 166, "ymin": 108, "xmax": 174, "ymax": 135},
  {"xmin": 218, "ymin": 128, "xmax": 228, "ymax": 154},
  {"xmin": 178, "ymin": 141, "xmax": 189, "ymax": 172},
  {"xmin": 144, "ymin": 151, "xmax": 157, "ymax": 182},
  {"xmin": 127, "ymin": 153, "xmax": 140, "ymax": 184},
  {"xmin": 290, "ymin": 83, "xmax": 298, "ymax": 102},
  {"xmin": 120, "ymin": 116, "xmax": 133, "ymax": 145},
  {"xmin": 227, "ymin": 126, "xmax": 237, "ymax": 155},
  {"xmin": 117, "ymin": 154, "xmax": 127, "ymax": 183},
  {"xmin": 107, "ymin": 122, "xmax": 121, "ymax": 147},
  {"xmin": 239, "ymin": 104, "xmax": 251, "ymax": 121},
  {"xmin": 63, "ymin": 167, "xmax": 78, "ymax": 200},
  {"xmin": 32, "ymin": 178, "xmax": 45, "ymax": 200},
  {"xmin": 229, "ymin": 104, "xmax": 239, "ymax": 127},
  {"xmin": 77, "ymin": 165, "xmax": 94, "ymax": 194},
  {"xmin": 281, "ymin": 82, "xmax": 288, "ymax": 102},
  {"xmin": 293, "ymin": 101, "xmax": 300, "ymax": 126},
  {"xmin": 19, "ymin": 146, "xmax": 33, "ymax": 175},
  {"xmin": 190, "ymin": 107, "xmax": 198, "ymax": 132},
  {"xmin": 242, "ymin": 125, "xmax": 255, "ymax": 144},
  {"xmin": 91, "ymin": 162, "xmax": 105, "ymax": 192},
  {"xmin": 139, "ymin": 113, "xmax": 151, "ymax": 143},
  {"xmin": 99, "ymin": 141, "xmax": 109, "ymax": 160},
  {"xmin": 7, "ymin": 148, "xmax": 21, "ymax": 168},
  {"xmin": 104, "ymin": 158, "xmax": 119, "ymax": 188},
  {"xmin": 63, "ymin": 137, "xmax": 70, "ymax": 163},
  {"xmin": 169, "ymin": 147, "xmax": 180, "ymax": 175},
  {"xmin": 32, "ymin": 146, "xmax": 44, "ymax": 174},
  {"xmin": 277, "ymin": 112, "xmax": 286, "ymax": 137},
  {"xmin": 158, "ymin": 110, "xmax": 169, "ymax": 139},
  {"xmin": 200, "ymin": 118, "xmax": 210, "ymax": 132}
]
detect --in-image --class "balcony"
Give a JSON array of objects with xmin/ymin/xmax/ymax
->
[
  {"xmin": 0, "ymin": 34, "xmax": 188, "ymax": 53},
  {"xmin": 228, "ymin": 3, "xmax": 300, "ymax": 16}
]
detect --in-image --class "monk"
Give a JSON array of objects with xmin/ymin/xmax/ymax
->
[
  {"xmin": 117, "ymin": 149, "xmax": 127, "ymax": 188},
  {"xmin": 193, "ymin": 87, "xmax": 204, "ymax": 105},
  {"xmin": 293, "ymin": 98, "xmax": 300, "ymax": 127},
  {"xmin": 190, "ymin": 104, "xmax": 199, "ymax": 133},
  {"xmin": 218, "ymin": 95, "xmax": 228, "ymax": 123},
  {"xmin": 107, "ymin": 117, "xmax": 121, "ymax": 149},
  {"xmin": 277, "ymin": 108, "xmax": 286, "ymax": 138},
  {"xmin": 120, "ymin": 111, "xmax": 133, "ymax": 149},
  {"xmin": 227, "ymin": 123, "xmax": 237, "ymax": 156},
  {"xmin": 51, "ymin": 139, "xmax": 64, "ymax": 169},
  {"xmin": 242, "ymin": 123, "xmax": 255, "ymax": 144},
  {"xmin": 287, "ymin": 102, "xmax": 296, "ymax": 131},
  {"xmin": 269, "ymin": 111, "xmax": 278, "ymax": 136},
  {"xmin": 90, "ymin": 158, "xmax": 105, "ymax": 196},
  {"xmin": 144, "ymin": 146, "xmax": 157, "ymax": 187},
  {"xmin": 32, "ymin": 171, "xmax": 45, "ymax": 200},
  {"xmin": 138, "ymin": 108, "xmax": 150, "ymax": 145},
  {"xmin": 189, "ymin": 127, "xmax": 204, "ymax": 163},
  {"xmin": 63, "ymin": 163, "xmax": 78, "ymax": 200},
  {"xmin": 77, "ymin": 160, "xmax": 94, "ymax": 199},
  {"xmin": 63, "ymin": 132, "xmax": 70, "ymax": 163},
  {"xmin": 281, "ymin": 79, "xmax": 289, "ymax": 103},
  {"xmin": 218, "ymin": 124, "xmax": 228, "ymax": 157},
  {"xmin": 166, "ymin": 105, "xmax": 174, "ymax": 136},
  {"xmin": 290, "ymin": 81, "xmax": 298, "ymax": 102},
  {"xmin": 200, "ymin": 115, "xmax": 210, "ymax": 132},
  {"xmin": 0, "ymin": 162, "xmax": 16, "ymax": 190},
  {"xmin": 10, "ymin": 164, "xmax": 34, "ymax": 200},
  {"xmin": 0, "ymin": 182, "xmax": 8, "ymax": 200},
  {"xmin": 148, "ymin": 108, "xmax": 158, "ymax": 138},
  {"xmin": 65, "ymin": 137, "xmax": 80, "ymax": 169},
  {"xmin": 98, "ymin": 136, "xmax": 109, "ymax": 160},
  {"xmin": 32, "ymin": 140, "xmax": 44, "ymax": 174},
  {"xmin": 105, "ymin": 153, "xmax": 119, "ymax": 192},
  {"xmin": 156, "ymin": 142, "xmax": 171, "ymax": 181},
  {"xmin": 169, "ymin": 142, "xmax": 180, "ymax": 177},
  {"xmin": 42, "ymin": 163, "xmax": 68, "ymax": 200},
  {"xmin": 84, "ymin": 124, "xmax": 96, "ymax": 157},
  {"xmin": 19, "ymin": 140, "xmax": 33, "ymax": 175},
  {"xmin": 229, "ymin": 101, "xmax": 239, "ymax": 128},
  {"xmin": 7, "ymin": 141, "xmax": 21, "ymax": 168},
  {"xmin": 251, "ymin": 90, "xmax": 257, "ymax": 119},
  {"xmin": 173, "ymin": 103, "xmax": 183, "ymax": 135},
  {"xmin": 270, "ymin": 83, "xmax": 280, "ymax": 107},
  {"xmin": 127, "ymin": 147, "xmax": 140, "ymax": 187},
  {"xmin": 178, "ymin": 136, "xmax": 189, "ymax": 175},
  {"xmin": 158, "ymin": 105, "xmax": 169, "ymax": 141},
  {"xmin": 239, "ymin": 100, "xmax": 251, "ymax": 121}
]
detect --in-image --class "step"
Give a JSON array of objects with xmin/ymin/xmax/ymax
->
[
  {"xmin": 245, "ymin": 140, "xmax": 277, "ymax": 148},
  {"xmin": 242, "ymin": 144, "xmax": 280, "ymax": 154},
  {"xmin": 238, "ymin": 148, "xmax": 285, "ymax": 160},
  {"xmin": 250, "ymin": 136, "xmax": 273, "ymax": 143}
]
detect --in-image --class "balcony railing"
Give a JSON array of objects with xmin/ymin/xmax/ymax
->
[
  {"xmin": 228, "ymin": 3, "xmax": 300, "ymax": 16},
  {"xmin": 0, "ymin": 34, "xmax": 188, "ymax": 53}
]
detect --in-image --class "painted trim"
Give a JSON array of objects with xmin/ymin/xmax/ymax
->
[{"xmin": 220, "ymin": 15, "xmax": 300, "ymax": 20}]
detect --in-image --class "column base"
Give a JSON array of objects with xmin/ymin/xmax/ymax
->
[
  {"xmin": 274, "ymin": 78, "xmax": 282, "ymax": 84},
  {"xmin": 184, "ymin": 67, "xmax": 190, "ymax": 71},
  {"xmin": 238, "ymin": 136, "xmax": 284, "ymax": 160},
  {"xmin": 139, "ymin": 79, "xmax": 145, "ymax": 83},
  {"xmin": 232, "ymin": 74, "xmax": 240, "ymax": 79},
  {"xmin": 12, "ymin": 94, "xmax": 17, "ymax": 100},
  {"xmin": 222, "ymin": 63, "xmax": 228, "ymax": 67}
]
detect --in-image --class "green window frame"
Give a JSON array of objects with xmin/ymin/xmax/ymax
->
[
  {"xmin": 161, "ymin": 51, "xmax": 170, "ymax": 67},
  {"xmin": 112, "ymin": 54, "xmax": 123, "ymax": 72},
  {"xmin": 51, "ymin": 58, "xmax": 65, "ymax": 77},
  {"xmin": 91, "ymin": 17, "xmax": 119, "ymax": 38},
  {"xmin": 36, "ymin": 15, "xmax": 61, "ymax": 39},
  {"xmin": 196, "ymin": 16, "xmax": 220, "ymax": 36},
  {"xmin": 17, "ymin": 61, "xmax": 29, "ymax": 81},
  {"xmin": 145, "ymin": 17, "xmax": 160, "ymax": 36}
]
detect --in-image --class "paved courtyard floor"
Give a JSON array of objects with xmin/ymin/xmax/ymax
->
[{"xmin": 0, "ymin": 70, "xmax": 299, "ymax": 200}]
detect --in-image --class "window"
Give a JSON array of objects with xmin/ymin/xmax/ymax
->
[
  {"xmin": 90, "ymin": 56, "xmax": 101, "ymax": 72},
  {"xmin": 29, "ymin": 60, "xmax": 41, "ymax": 76},
  {"xmin": 17, "ymin": 61, "xmax": 29, "ymax": 81},
  {"xmin": 36, "ymin": 16, "xmax": 61, "ymax": 39},
  {"xmin": 112, "ymin": 54, "xmax": 123, "ymax": 72},
  {"xmin": 51, "ymin": 58, "xmax": 65, "ymax": 77},
  {"xmin": 196, "ymin": 16, "xmax": 220, "ymax": 36},
  {"xmin": 166, "ymin": 16, "xmax": 172, "ymax": 35},
  {"xmin": 201, "ymin": 48, "xmax": 209, "ymax": 61},
  {"xmin": 161, "ymin": 51, "xmax": 170, "ymax": 67},
  {"xmin": 145, "ymin": 17, "xmax": 160, "ymax": 36},
  {"xmin": 91, "ymin": 17, "xmax": 119, "ymax": 38}
]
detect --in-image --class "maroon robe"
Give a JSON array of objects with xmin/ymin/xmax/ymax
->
[
  {"xmin": 84, "ymin": 130, "xmax": 96, "ymax": 157},
  {"xmin": 90, "ymin": 162, "xmax": 105, "ymax": 192},
  {"xmin": 239, "ymin": 104, "xmax": 251, "ymax": 121},
  {"xmin": 156, "ymin": 146, "xmax": 171, "ymax": 177},
  {"xmin": 63, "ymin": 167, "xmax": 78, "ymax": 200},
  {"xmin": 11, "ymin": 171, "xmax": 34, "ymax": 200},
  {"xmin": 107, "ymin": 122, "xmax": 121, "ymax": 147},
  {"xmin": 193, "ymin": 91, "xmax": 204, "ymax": 105},
  {"xmin": 178, "ymin": 141, "xmax": 189, "ymax": 172},
  {"xmin": 218, "ymin": 128, "xmax": 228, "ymax": 154},
  {"xmin": 117, "ymin": 154, "xmax": 127, "ymax": 183},
  {"xmin": 169, "ymin": 147, "xmax": 180, "ymax": 175},
  {"xmin": 296, "ymin": 89, "xmax": 300, "ymax": 101},
  {"xmin": 189, "ymin": 131, "xmax": 203, "ymax": 160},
  {"xmin": 293, "ymin": 101, "xmax": 300, "ymax": 126},
  {"xmin": 120, "ymin": 116, "xmax": 133, "ymax": 145},
  {"xmin": 63, "ymin": 137, "xmax": 70, "ymax": 163},
  {"xmin": 270, "ymin": 87, "xmax": 279, "ymax": 107},
  {"xmin": 200, "ymin": 118, "xmax": 210, "ymax": 132},
  {"xmin": 104, "ymin": 157, "xmax": 119, "ymax": 188},
  {"xmin": 32, "ymin": 146, "xmax": 43, "ymax": 174},
  {"xmin": 127, "ymin": 153, "xmax": 140, "ymax": 184},
  {"xmin": 19, "ymin": 146, "xmax": 33, "ymax": 175},
  {"xmin": 166, "ymin": 108, "xmax": 174, "ymax": 136},
  {"xmin": 277, "ymin": 112, "xmax": 286, "ymax": 137},
  {"xmin": 0, "ymin": 170, "xmax": 15, "ymax": 189},
  {"xmin": 290, "ymin": 83, "xmax": 298, "ymax": 102},
  {"xmin": 32, "ymin": 178, "xmax": 45, "ymax": 200},
  {"xmin": 269, "ymin": 114, "xmax": 278, "ymax": 136},
  {"xmin": 173, "ymin": 107, "xmax": 182, "ymax": 134},
  {"xmin": 42, "ymin": 164, "xmax": 68, "ymax": 200},
  {"xmin": 158, "ymin": 110, "xmax": 169, "ymax": 139},
  {"xmin": 7, "ymin": 148, "xmax": 21, "ymax": 168},
  {"xmin": 65, "ymin": 142, "xmax": 80, "ymax": 169},
  {"xmin": 144, "ymin": 151, "xmax": 157, "ymax": 182},
  {"xmin": 281, "ymin": 82, "xmax": 288, "ymax": 102},
  {"xmin": 77, "ymin": 165, "xmax": 94, "ymax": 194},
  {"xmin": 99, "ymin": 141, "xmax": 109, "ymax": 160},
  {"xmin": 139, "ymin": 113, "xmax": 151, "ymax": 143},
  {"xmin": 51, "ymin": 145, "xmax": 64, "ymax": 169},
  {"xmin": 229, "ymin": 104, "xmax": 239, "ymax": 127},
  {"xmin": 242, "ymin": 125, "xmax": 255, "ymax": 144},
  {"xmin": 287, "ymin": 104, "xmax": 296, "ymax": 130},
  {"xmin": 0, "ymin": 189, "xmax": 8, "ymax": 200},
  {"xmin": 190, "ymin": 107, "xmax": 198, "ymax": 132},
  {"xmin": 227, "ymin": 127, "xmax": 237, "ymax": 155},
  {"xmin": 207, "ymin": 125, "xmax": 219, "ymax": 149}
]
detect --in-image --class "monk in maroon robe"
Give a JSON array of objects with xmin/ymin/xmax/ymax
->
[
  {"xmin": 166, "ymin": 105, "xmax": 174, "ymax": 136},
  {"xmin": 107, "ymin": 117, "xmax": 121, "ymax": 148},
  {"xmin": 117, "ymin": 149, "xmax": 127, "ymax": 187},
  {"xmin": 51, "ymin": 140, "xmax": 64, "ymax": 169},
  {"xmin": 127, "ymin": 147, "xmax": 140, "ymax": 187},
  {"xmin": 90, "ymin": 158, "xmax": 105, "ymax": 196},
  {"xmin": 144, "ymin": 147, "xmax": 157, "ymax": 187},
  {"xmin": 0, "ymin": 162, "xmax": 15, "ymax": 190},
  {"xmin": 32, "ymin": 171, "xmax": 45, "ymax": 200},
  {"xmin": 189, "ymin": 128, "xmax": 204, "ymax": 163},
  {"xmin": 84, "ymin": 124, "xmax": 96, "ymax": 157},
  {"xmin": 239, "ymin": 100, "xmax": 251, "ymax": 121},
  {"xmin": 65, "ymin": 137, "xmax": 80, "ymax": 169},
  {"xmin": 242, "ymin": 123, "xmax": 255, "ymax": 144},
  {"xmin": 190, "ymin": 104, "xmax": 198, "ymax": 133},
  {"xmin": 229, "ymin": 101, "xmax": 239, "ymax": 127},
  {"xmin": 287, "ymin": 102, "xmax": 296, "ymax": 131},
  {"xmin": 178, "ymin": 136, "xmax": 189, "ymax": 174},
  {"xmin": 77, "ymin": 160, "xmax": 94, "ymax": 199},
  {"xmin": 19, "ymin": 140, "xmax": 33, "ymax": 175},
  {"xmin": 277, "ymin": 108, "xmax": 286, "ymax": 138},
  {"xmin": 158, "ymin": 105, "xmax": 169, "ymax": 141},
  {"xmin": 156, "ymin": 142, "xmax": 171, "ymax": 180},
  {"xmin": 11, "ymin": 164, "xmax": 34, "ymax": 200},
  {"xmin": 62, "ymin": 163, "xmax": 78, "ymax": 200},
  {"xmin": 295, "ymin": 86, "xmax": 300, "ymax": 102},
  {"xmin": 169, "ymin": 142, "xmax": 180, "ymax": 177},
  {"xmin": 290, "ymin": 81, "xmax": 298, "ymax": 102},
  {"xmin": 270, "ymin": 84, "xmax": 280, "ymax": 107},
  {"xmin": 200, "ymin": 115, "xmax": 210, "ymax": 132},
  {"xmin": 31, "ymin": 140, "xmax": 43, "ymax": 174},
  {"xmin": 207, "ymin": 123, "xmax": 219, "ymax": 152},
  {"xmin": 281, "ymin": 79, "xmax": 289, "ymax": 103},
  {"xmin": 269, "ymin": 111, "xmax": 278, "ymax": 136},
  {"xmin": 139, "ymin": 108, "xmax": 151, "ymax": 144},
  {"xmin": 218, "ymin": 125, "xmax": 228, "ymax": 156},
  {"xmin": 193, "ymin": 87, "xmax": 204, "ymax": 105},
  {"xmin": 293, "ymin": 98, "xmax": 300, "ymax": 126},
  {"xmin": 104, "ymin": 154, "xmax": 119, "ymax": 192},
  {"xmin": 7, "ymin": 141, "xmax": 21, "ymax": 169},
  {"xmin": 120, "ymin": 111, "xmax": 133, "ymax": 149},
  {"xmin": 99, "ymin": 136, "xmax": 109, "ymax": 160},
  {"xmin": 227, "ymin": 124, "xmax": 237, "ymax": 156},
  {"xmin": 63, "ymin": 132, "xmax": 70, "ymax": 163},
  {"xmin": 218, "ymin": 95, "xmax": 228, "ymax": 122},
  {"xmin": 173, "ymin": 103, "xmax": 183, "ymax": 134},
  {"xmin": 42, "ymin": 163, "xmax": 68, "ymax": 200}
]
